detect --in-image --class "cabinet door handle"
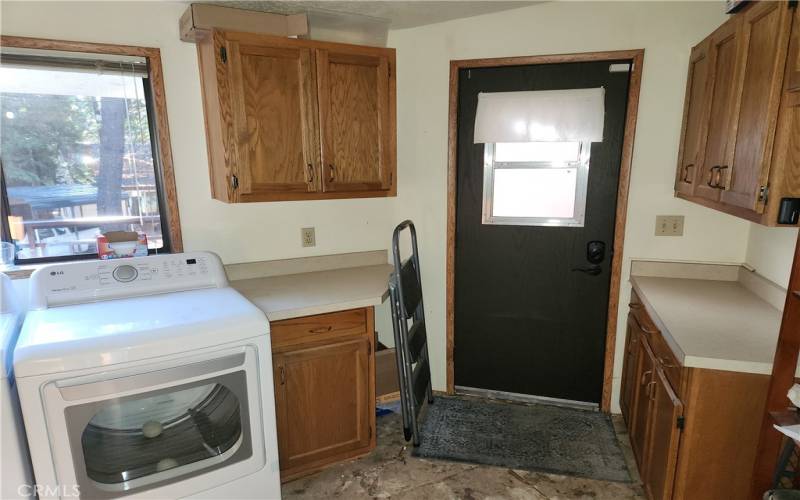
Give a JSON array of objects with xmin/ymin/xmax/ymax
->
[
  {"xmin": 640, "ymin": 369, "xmax": 652, "ymax": 385},
  {"xmin": 328, "ymin": 164, "xmax": 336, "ymax": 183},
  {"xmin": 707, "ymin": 166, "xmax": 720, "ymax": 187},
  {"xmin": 309, "ymin": 325, "xmax": 333, "ymax": 334},
  {"xmin": 682, "ymin": 164, "xmax": 694, "ymax": 183},
  {"xmin": 647, "ymin": 381, "xmax": 657, "ymax": 401},
  {"xmin": 279, "ymin": 366, "xmax": 286, "ymax": 385},
  {"xmin": 715, "ymin": 165, "xmax": 729, "ymax": 189},
  {"xmin": 306, "ymin": 163, "xmax": 315, "ymax": 184}
]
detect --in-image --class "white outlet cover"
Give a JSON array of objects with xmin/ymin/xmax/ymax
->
[{"xmin": 655, "ymin": 215, "xmax": 684, "ymax": 236}]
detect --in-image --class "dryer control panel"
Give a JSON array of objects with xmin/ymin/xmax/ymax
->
[{"xmin": 28, "ymin": 252, "xmax": 228, "ymax": 310}]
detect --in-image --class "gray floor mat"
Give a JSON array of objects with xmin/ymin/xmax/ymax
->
[{"xmin": 412, "ymin": 396, "xmax": 632, "ymax": 483}]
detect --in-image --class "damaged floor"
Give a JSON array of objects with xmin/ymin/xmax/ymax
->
[{"xmin": 283, "ymin": 409, "xmax": 645, "ymax": 499}]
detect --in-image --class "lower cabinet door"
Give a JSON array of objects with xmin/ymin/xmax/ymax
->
[
  {"xmin": 644, "ymin": 368, "xmax": 684, "ymax": 500},
  {"xmin": 621, "ymin": 316, "xmax": 642, "ymax": 424},
  {"xmin": 630, "ymin": 332, "xmax": 655, "ymax": 470},
  {"xmin": 273, "ymin": 337, "xmax": 372, "ymax": 477}
]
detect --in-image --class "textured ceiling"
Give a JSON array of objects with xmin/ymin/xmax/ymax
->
[{"xmin": 200, "ymin": 1, "xmax": 538, "ymax": 29}]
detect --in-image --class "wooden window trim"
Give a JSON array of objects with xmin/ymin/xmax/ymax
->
[
  {"xmin": 445, "ymin": 50, "xmax": 645, "ymax": 413},
  {"xmin": 0, "ymin": 35, "xmax": 183, "ymax": 257}
]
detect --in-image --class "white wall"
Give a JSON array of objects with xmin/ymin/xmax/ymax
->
[
  {"xmin": 746, "ymin": 225, "xmax": 798, "ymax": 289},
  {"xmin": 387, "ymin": 1, "xmax": 753, "ymax": 411},
  {"xmin": 0, "ymin": 1, "xmax": 399, "ymax": 265}
]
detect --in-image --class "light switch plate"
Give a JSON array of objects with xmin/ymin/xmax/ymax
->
[
  {"xmin": 301, "ymin": 227, "xmax": 316, "ymax": 247},
  {"xmin": 655, "ymin": 215, "xmax": 684, "ymax": 236}
]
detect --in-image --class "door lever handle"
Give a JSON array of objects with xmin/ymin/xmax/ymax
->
[{"xmin": 571, "ymin": 265, "xmax": 602, "ymax": 276}]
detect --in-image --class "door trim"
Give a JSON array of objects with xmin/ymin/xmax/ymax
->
[{"xmin": 445, "ymin": 49, "xmax": 645, "ymax": 413}]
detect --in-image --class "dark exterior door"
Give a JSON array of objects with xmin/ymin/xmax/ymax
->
[{"xmin": 453, "ymin": 60, "xmax": 631, "ymax": 405}]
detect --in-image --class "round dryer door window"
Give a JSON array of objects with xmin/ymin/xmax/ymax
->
[{"xmin": 80, "ymin": 382, "xmax": 245, "ymax": 490}]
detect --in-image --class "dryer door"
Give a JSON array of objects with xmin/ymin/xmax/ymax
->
[{"xmin": 43, "ymin": 345, "xmax": 270, "ymax": 499}]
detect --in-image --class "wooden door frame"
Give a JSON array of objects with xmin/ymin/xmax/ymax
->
[{"xmin": 445, "ymin": 49, "xmax": 645, "ymax": 412}]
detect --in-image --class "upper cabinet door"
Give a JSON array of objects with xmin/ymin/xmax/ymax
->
[
  {"xmin": 675, "ymin": 39, "xmax": 712, "ymax": 197},
  {"xmin": 226, "ymin": 38, "xmax": 320, "ymax": 201},
  {"xmin": 720, "ymin": 1, "xmax": 792, "ymax": 212},
  {"xmin": 316, "ymin": 49, "xmax": 395, "ymax": 193},
  {"xmin": 693, "ymin": 18, "xmax": 743, "ymax": 203}
]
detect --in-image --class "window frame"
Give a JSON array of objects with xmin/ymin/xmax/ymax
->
[
  {"xmin": 0, "ymin": 36, "xmax": 183, "ymax": 265},
  {"xmin": 481, "ymin": 141, "xmax": 591, "ymax": 227}
]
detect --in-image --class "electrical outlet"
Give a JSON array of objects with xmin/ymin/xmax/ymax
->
[
  {"xmin": 301, "ymin": 227, "xmax": 316, "ymax": 247},
  {"xmin": 655, "ymin": 215, "xmax": 684, "ymax": 236}
]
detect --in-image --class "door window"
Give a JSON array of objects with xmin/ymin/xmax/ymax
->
[{"xmin": 482, "ymin": 141, "xmax": 590, "ymax": 226}]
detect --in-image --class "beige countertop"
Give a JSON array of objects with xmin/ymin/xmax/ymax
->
[
  {"xmin": 630, "ymin": 269, "xmax": 783, "ymax": 375},
  {"xmin": 231, "ymin": 263, "xmax": 393, "ymax": 321}
]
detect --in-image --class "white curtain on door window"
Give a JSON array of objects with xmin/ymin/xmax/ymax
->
[{"xmin": 473, "ymin": 88, "xmax": 605, "ymax": 143}]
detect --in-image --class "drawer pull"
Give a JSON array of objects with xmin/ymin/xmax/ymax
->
[
  {"xmin": 658, "ymin": 356, "xmax": 677, "ymax": 368},
  {"xmin": 640, "ymin": 370, "xmax": 652, "ymax": 385},
  {"xmin": 647, "ymin": 381, "xmax": 656, "ymax": 401},
  {"xmin": 630, "ymin": 312, "xmax": 657, "ymax": 335},
  {"xmin": 309, "ymin": 326, "xmax": 334, "ymax": 334}
]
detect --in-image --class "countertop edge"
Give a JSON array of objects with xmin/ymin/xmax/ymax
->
[{"xmin": 264, "ymin": 291, "xmax": 390, "ymax": 322}]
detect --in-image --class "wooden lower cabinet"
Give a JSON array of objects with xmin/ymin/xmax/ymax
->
[
  {"xmin": 644, "ymin": 368, "xmax": 683, "ymax": 500},
  {"xmin": 622, "ymin": 292, "xmax": 770, "ymax": 500},
  {"xmin": 270, "ymin": 307, "xmax": 376, "ymax": 482}
]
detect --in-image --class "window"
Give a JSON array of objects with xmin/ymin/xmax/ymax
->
[
  {"xmin": 0, "ymin": 39, "xmax": 181, "ymax": 264},
  {"xmin": 482, "ymin": 141, "xmax": 590, "ymax": 227}
]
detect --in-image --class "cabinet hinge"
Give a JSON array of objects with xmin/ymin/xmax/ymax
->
[
  {"xmin": 676, "ymin": 415, "xmax": 685, "ymax": 430},
  {"xmin": 220, "ymin": 46, "xmax": 228, "ymax": 63},
  {"xmin": 230, "ymin": 174, "xmax": 239, "ymax": 190},
  {"xmin": 758, "ymin": 185, "xmax": 769, "ymax": 203},
  {"xmin": 368, "ymin": 426, "xmax": 373, "ymax": 439},
  {"xmin": 368, "ymin": 342, "xmax": 372, "ymax": 356},
  {"xmin": 279, "ymin": 366, "xmax": 286, "ymax": 385}
]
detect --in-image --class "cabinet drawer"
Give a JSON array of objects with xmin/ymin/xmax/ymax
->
[
  {"xmin": 649, "ymin": 327, "xmax": 683, "ymax": 393},
  {"xmin": 271, "ymin": 309, "xmax": 367, "ymax": 351}
]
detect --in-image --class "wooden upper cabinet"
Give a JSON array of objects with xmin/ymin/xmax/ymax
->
[
  {"xmin": 227, "ymin": 39, "xmax": 320, "ymax": 200},
  {"xmin": 197, "ymin": 31, "xmax": 396, "ymax": 202},
  {"xmin": 692, "ymin": 17, "xmax": 741, "ymax": 203},
  {"xmin": 317, "ymin": 50, "xmax": 394, "ymax": 193},
  {"xmin": 675, "ymin": 2, "xmax": 800, "ymax": 226},
  {"xmin": 675, "ymin": 39, "xmax": 712, "ymax": 197},
  {"xmin": 721, "ymin": 1, "xmax": 792, "ymax": 211}
]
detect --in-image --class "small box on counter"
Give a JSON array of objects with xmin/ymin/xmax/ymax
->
[{"xmin": 97, "ymin": 231, "xmax": 148, "ymax": 260}]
